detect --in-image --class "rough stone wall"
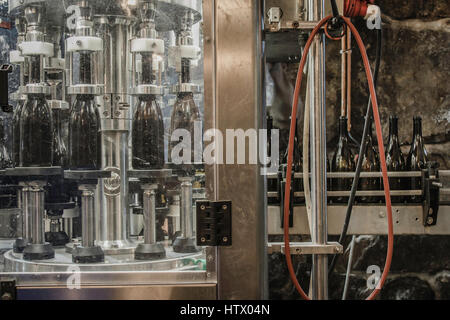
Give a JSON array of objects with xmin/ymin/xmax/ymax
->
[{"xmin": 269, "ymin": 1, "xmax": 450, "ymax": 300}]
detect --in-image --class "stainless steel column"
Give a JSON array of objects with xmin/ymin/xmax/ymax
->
[
  {"xmin": 80, "ymin": 185, "xmax": 96, "ymax": 248},
  {"xmin": 23, "ymin": 180, "xmax": 54, "ymax": 261},
  {"xmin": 30, "ymin": 182, "xmax": 45, "ymax": 245},
  {"xmin": 21, "ymin": 185, "xmax": 32, "ymax": 242},
  {"xmin": 173, "ymin": 177, "xmax": 198, "ymax": 253},
  {"xmin": 308, "ymin": 0, "xmax": 328, "ymax": 300},
  {"xmin": 142, "ymin": 185, "xmax": 157, "ymax": 245},
  {"xmin": 135, "ymin": 184, "xmax": 165, "ymax": 260},
  {"xmin": 180, "ymin": 177, "xmax": 194, "ymax": 239},
  {"xmin": 95, "ymin": 16, "xmax": 134, "ymax": 254}
]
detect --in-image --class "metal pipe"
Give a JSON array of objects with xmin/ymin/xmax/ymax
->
[
  {"xmin": 20, "ymin": 186, "xmax": 32, "ymax": 242},
  {"xmin": 142, "ymin": 185, "xmax": 158, "ymax": 244},
  {"xmin": 29, "ymin": 183, "xmax": 45, "ymax": 245},
  {"xmin": 80, "ymin": 185, "xmax": 96, "ymax": 248},
  {"xmin": 308, "ymin": 0, "xmax": 328, "ymax": 300},
  {"xmin": 180, "ymin": 177, "xmax": 194, "ymax": 239}
]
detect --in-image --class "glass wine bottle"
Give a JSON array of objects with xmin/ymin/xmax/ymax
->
[
  {"xmin": 132, "ymin": 95, "xmax": 165, "ymax": 169},
  {"xmin": 169, "ymin": 92, "xmax": 201, "ymax": 167},
  {"xmin": 20, "ymin": 93, "xmax": 53, "ymax": 167},
  {"xmin": 69, "ymin": 94, "xmax": 101, "ymax": 170},
  {"xmin": 52, "ymin": 109, "xmax": 68, "ymax": 168},
  {"xmin": 358, "ymin": 119, "xmax": 381, "ymax": 203},
  {"xmin": 386, "ymin": 115, "xmax": 406, "ymax": 203},
  {"xmin": 331, "ymin": 116, "xmax": 355, "ymax": 204},
  {"xmin": 407, "ymin": 116, "xmax": 428, "ymax": 203},
  {"xmin": 13, "ymin": 100, "xmax": 25, "ymax": 167}
]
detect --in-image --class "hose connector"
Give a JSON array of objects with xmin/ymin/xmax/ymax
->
[{"xmin": 344, "ymin": 0, "xmax": 375, "ymax": 18}]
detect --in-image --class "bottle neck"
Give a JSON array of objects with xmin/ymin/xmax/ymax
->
[
  {"xmin": 413, "ymin": 118, "xmax": 423, "ymax": 138},
  {"xmin": 338, "ymin": 118, "xmax": 348, "ymax": 140},
  {"xmin": 389, "ymin": 117, "xmax": 399, "ymax": 138}
]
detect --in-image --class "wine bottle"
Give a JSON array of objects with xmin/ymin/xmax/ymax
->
[
  {"xmin": 358, "ymin": 119, "xmax": 381, "ymax": 203},
  {"xmin": 20, "ymin": 94, "xmax": 53, "ymax": 167},
  {"xmin": 13, "ymin": 100, "xmax": 25, "ymax": 167},
  {"xmin": 69, "ymin": 94, "xmax": 101, "ymax": 170},
  {"xmin": 331, "ymin": 116, "xmax": 355, "ymax": 204},
  {"xmin": 386, "ymin": 115, "xmax": 406, "ymax": 203},
  {"xmin": 52, "ymin": 109, "xmax": 68, "ymax": 168},
  {"xmin": 132, "ymin": 95, "xmax": 165, "ymax": 169},
  {"xmin": 407, "ymin": 116, "xmax": 428, "ymax": 203},
  {"xmin": 169, "ymin": 92, "xmax": 201, "ymax": 166}
]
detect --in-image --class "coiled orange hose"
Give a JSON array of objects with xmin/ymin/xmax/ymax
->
[{"xmin": 283, "ymin": 15, "xmax": 393, "ymax": 300}]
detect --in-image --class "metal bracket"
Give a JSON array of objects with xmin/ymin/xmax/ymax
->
[
  {"xmin": 267, "ymin": 242, "xmax": 343, "ymax": 255},
  {"xmin": 0, "ymin": 278, "xmax": 16, "ymax": 300},
  {"xmin": 423, "ymin": 162, "xmax": 441, "ymax": 226},
  {"xmin": 196, "ymin": 200, "xmax": 232, "ymax": 247}
]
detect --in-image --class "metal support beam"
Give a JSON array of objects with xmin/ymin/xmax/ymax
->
[
  {"xmin": 203, "ymin": 0, "xmax": 266, "ymax": 300},
  {"xmin": 308, "ymin": 0, "xmax": 328, "ymax": 300}
]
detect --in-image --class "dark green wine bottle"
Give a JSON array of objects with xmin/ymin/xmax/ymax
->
[
  {"xmin": 132, "ymin": 95, "xmax": 165, "ymax": 169},
  {"xmin": 386, "ymin": 115, "xmax": 406, "ymax": 203},
  {"xmin": 331, "ymin": 116, "xmax": 355, "ymax": 204},
  {"xmin": 20, "ymin": 93, "xmax": 53, "ymax": 167},
  {"xmin": 358, "ymin": 119, "xmax": 381, "ymax": 203},
  {"xmin": 407, "ymin": 116, "xmax": 428, "ymax": 203},
  {"xmin": 69, "ymin": 94, "xmax": 101, "ymax": 170}
]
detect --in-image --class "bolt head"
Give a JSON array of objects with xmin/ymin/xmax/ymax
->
[{"xmin": 427, "ymin": 217, "xmax": 434, "ymax": 225}]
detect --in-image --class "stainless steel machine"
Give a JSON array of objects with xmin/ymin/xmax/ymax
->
[{"xmin": 0, "ymin": 0, "xmax": 449, "ymax": 301}]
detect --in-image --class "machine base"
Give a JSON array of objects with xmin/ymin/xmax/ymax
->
[
  {"xmin": 13, "ymin": 238, "xmax": 28, "ymax": 253},
  {"xmin": 72, "ymin": 245, "xmax": 105, "ymax": 264},
  {"xmin": 23, "ymin": 243, "xmax": 55, "ymax": 261},
  {"xmin": 173, "ymin": 237, "xmax": 199, "ymax": 253},
  {"xmin": 135, "ymin": 243, "xmax": 166, "ymax": 261}
]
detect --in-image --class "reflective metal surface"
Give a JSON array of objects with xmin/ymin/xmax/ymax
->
[
  {"xmin": 268, "ymin": 205, "xmax": 450, "ymax": 235},
  {"xmin": 203, "ymin": 0, "xmax": 266, "ymax": 299}
]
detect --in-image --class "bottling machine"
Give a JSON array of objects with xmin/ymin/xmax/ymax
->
[{"xmin": 0, "ymin": 0, "xmax": 449, "ymax": 300}]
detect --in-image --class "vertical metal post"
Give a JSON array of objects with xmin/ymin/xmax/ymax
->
[
  {"xmin": 142, "ymin": 184, "xmax": 158, "ymax": 245},
  {"xmin": 80, "ymin": 185, "xmax": 96, "ymax": 248},
  {"xmin": 30, "ymin": 183, "xmax": 45, "ymax": 245},
  {"xmin": 308, "ymin": 0, "xmax": 328, "ymax": 300},
  {"xmin": 180, "ymin": 177, "xmax": 194, "ymax": 239},
  {"xmin": 135, "ymin": 184, "xmax": 165, "ymax": 260},
  {"xmin": 21, "ymin": 185, "xmax": 32, "ymax": 242}
]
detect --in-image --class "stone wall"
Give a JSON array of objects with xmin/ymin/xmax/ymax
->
[{"xmin": 269, "ymin": 1, "xmax": 450, "ymax": 300}]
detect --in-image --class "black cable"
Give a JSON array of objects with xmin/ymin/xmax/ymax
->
[
  {"xmin": 328, "ymin": 26, "xmax": 383, "ymax": 276},
  {"xmin": 330, "ymin": 0, "xmax": 340, "ymax": 18}
]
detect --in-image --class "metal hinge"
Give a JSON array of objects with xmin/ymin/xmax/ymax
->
[
  {"xmin": 0, "ymin": 278, "xmax": 16, "ymax": 300},
  {"xmin": 196, "ymin": 200, "xmax": 232, "ymax": 247}
]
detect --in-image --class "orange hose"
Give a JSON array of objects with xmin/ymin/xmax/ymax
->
[{"xmin": 283, "ymin": 16, "xmax": 393, "ymax": 300}]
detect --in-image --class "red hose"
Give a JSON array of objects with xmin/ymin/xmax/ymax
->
[{"xmin": 283, "ymin": 15, "xmax": 393, "ymax": 300}]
